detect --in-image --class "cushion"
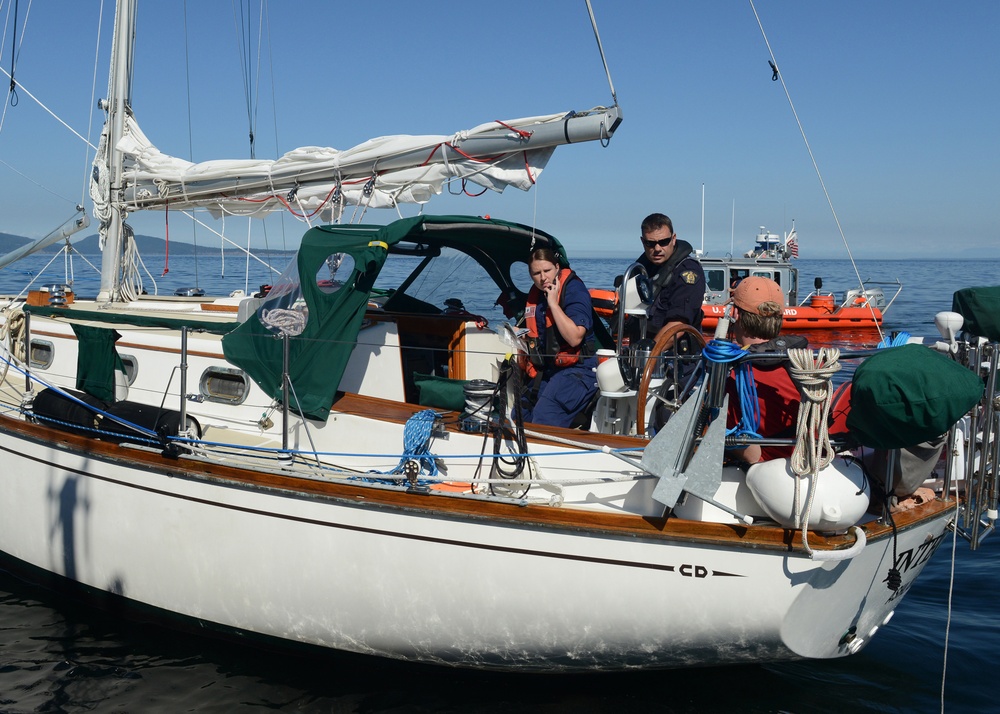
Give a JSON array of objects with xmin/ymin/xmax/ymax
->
[
  {"xmin": 952, "ymin": 286, "xmax": 1000, "ymax": 341},
  {"xmin": 414, "ymin": 373, "xmax": 470, "ymax": 411}
]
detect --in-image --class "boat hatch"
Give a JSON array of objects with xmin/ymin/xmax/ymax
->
[{"xmin": 199, "ymin": 367, "xmax": 250, "ymax": 404}]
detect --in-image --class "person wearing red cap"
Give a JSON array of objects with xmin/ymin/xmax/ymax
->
[{"xmin": 725, "ymin": 276, "xmax": 807, "ymax": 464}]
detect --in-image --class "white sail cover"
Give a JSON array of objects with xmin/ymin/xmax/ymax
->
[{"xmin": 95, "ymin": 106, "xmax": 621, "ymax": 222}]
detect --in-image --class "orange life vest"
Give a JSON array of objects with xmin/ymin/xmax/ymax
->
[{"xmin": 522, "ymin": 268, "xmax": 591, "ymax": 378}]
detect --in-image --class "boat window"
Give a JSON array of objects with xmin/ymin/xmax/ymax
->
[
  {"xmin": 256, "ymin": 253, "xmax": 308, "ymax": 335},
  {"xmin": 730, "ymin": 268, "xmax": 751, "ymax": 288},
  {"xmin": 199, "ymin": 367, "xmax": 250, "ymax": 404},
  {"xmin": 509, "ymin": 261, "xmax": 533, "ymax": 294},
  {"xmin": 383, "ymin": 246, "xmax": 508, "ymax": 320},
  {"xmin": 119, "ymin": 353, "xmax": 138, "ymax": 385},
  {"xmin": 706, "ymin": 269, "xmax": 727, "ymax": 292},
  {"xmin": 315, "ymin": 253, "xmax": 355, "ymax": 295},
  {"xmin": 374, "ymin": 253, "xmax": 424, "ymax": 292},
  {"xmin": 28, "ymin": 339, "xmax": 53, "ymax": 370}
]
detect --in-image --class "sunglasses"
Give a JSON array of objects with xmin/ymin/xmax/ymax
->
[{"xmin": 642, "ymin": 235, "xmax": 674, "ymax": 249}]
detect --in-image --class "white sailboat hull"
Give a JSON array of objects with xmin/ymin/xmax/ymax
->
[{"xmin": 0, "ymin": 421, "xmax": 950, "ymax": 671}]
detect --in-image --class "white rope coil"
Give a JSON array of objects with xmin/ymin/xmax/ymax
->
[
  {"xmin": 260, "ymin": 308, "xmax": 307, "ymax": 336},
  {"xmin": 788, "ymin": 347, "xmax": 841, "ymax": 478},
  {"xmin": 787, "ymin": 347, "xmax": 842, "ymax": 557}
]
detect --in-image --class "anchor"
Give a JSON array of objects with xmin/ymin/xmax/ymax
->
[{"xmin": 604, "ymin": 383, "xmax": 752, "ymax": 524}]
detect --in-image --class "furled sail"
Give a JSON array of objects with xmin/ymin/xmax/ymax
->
[{"xmin": 93, "ymin": 106, "xmax": 621, "ymax": 222}]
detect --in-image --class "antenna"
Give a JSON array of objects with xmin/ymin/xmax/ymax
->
[
  {"xmin": 730, "ymin": 199, "xmax": 735, "ymax": 255},
  {"xmin": 700, "ymin": 183, "xmax": 705, "ymax": 253}
]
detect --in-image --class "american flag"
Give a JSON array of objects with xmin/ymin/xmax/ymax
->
[{"xmin": 785, "ymin": 230, "xmax": 799, "ymax": 259}]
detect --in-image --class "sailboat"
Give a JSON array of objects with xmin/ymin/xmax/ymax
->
[{"xmin": 0, "ymin": 1, "xmax": 997, "ymax": 672}]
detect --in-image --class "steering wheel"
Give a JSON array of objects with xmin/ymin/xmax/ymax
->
[{"xmin": 635, "ymin": 323, "xmax": 707, "ymax": 437}]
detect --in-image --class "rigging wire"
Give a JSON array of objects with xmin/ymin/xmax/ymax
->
[
  {"xmin": 0, "ymin": 67, "xmax": 96, "ymax": 150},
  {"xmin": 3, "ymin": 0, "xmax": 21, "ymax": 108},
  {"xmin": 585, "ymin": 0, "xmax": 617, "ymax": 106},
  {"xmin": 232, "ymin": 0, "xmax": 262, "ymax": 159},
  {"xmin": 82, "ymin": 0, "xmax": 106, "ymax": 209},
  {"xmin": 262, "ymin": 1, "xmax": 289, "ymax": 247},
  {"xmin": 182, "ymin": 0, "xmax": 200, "ymax": 287},
  {"xmin": 0, "ymin": 0, "xmax": 99, "ymax": 212},
  {"xmin": 940, "ymin": 522, "xmax": 958, "ymax": 712},
  {"xmin": 748, "ymin": 0, "xmax": 885, "ymax": 344}
]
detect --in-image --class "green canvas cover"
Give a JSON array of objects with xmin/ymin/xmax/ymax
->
[
  {"xmin": 221, "ymin": 223, "xmax": 388, "ymax": 421},
  {"xmin": 221, "ymin": 215, "xmax": 570, "ymax": 421},
  {"xmin": 952, "ymin": 286, "xmax": 1000, "ymax": 341},
  {"xmin": 414, "ymin": 373, "xmax": 470, "ymax": 411},
  {"xmin": 72, "ymin": 324, "xmax": 126, "ymax": 402},
  {"xmin": 847, "ymin": 344, "xmax": 983, "ymax": 449}
]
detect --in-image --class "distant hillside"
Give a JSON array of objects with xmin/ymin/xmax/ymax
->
[{"xmin": 0, "ymin": 233, "xmax": 32, "ymax": 254}]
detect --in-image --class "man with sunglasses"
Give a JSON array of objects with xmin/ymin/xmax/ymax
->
[{"xmin": 636, "ymin": 213, "xmax": 705, "ymax": 344}]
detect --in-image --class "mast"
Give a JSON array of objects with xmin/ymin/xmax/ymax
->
[{"xmin": 97, "ymin": 0, "xmax": 136, "ymax": 303}]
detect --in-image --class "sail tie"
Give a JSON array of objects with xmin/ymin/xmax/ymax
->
[{"xmin": 493, "ymin": 120, "xmax": 532, "ymax": 140}]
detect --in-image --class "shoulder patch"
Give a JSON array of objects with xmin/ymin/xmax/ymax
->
[{"xmin": 681, "ymin": 270, "xmax": 698, "ymax": 284}]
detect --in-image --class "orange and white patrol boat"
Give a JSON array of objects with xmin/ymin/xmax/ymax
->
[
  {"xmin": 699, "ymin": 226, "xmax": 900, "ymax": 331},
  {"xmin": 590, "ymin": 226, "xmax": 900, "ymax": 333}
]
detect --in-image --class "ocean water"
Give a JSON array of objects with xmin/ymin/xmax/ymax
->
[{"xmin": 1, "ymin": 252, "xmax": 999, "ymax": 713}]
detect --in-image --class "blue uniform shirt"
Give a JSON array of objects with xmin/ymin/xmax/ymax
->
[{"xmin": 638, "ymin": 253, "xmax": 705, "ymax": 336}]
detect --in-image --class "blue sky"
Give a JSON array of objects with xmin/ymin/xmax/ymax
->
[{"xmin": 0, "ymin": 1, "xmax": 996, "ymax": 259}]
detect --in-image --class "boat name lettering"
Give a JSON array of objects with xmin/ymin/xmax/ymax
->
[
  {"xmin": 892, "ymin": 532, "xmax": 945, "ymax": 576},
  {"xmin": 678, "ymin": 564, "xmax": 709, "ymax": 578},
  {"xmin": 785, "ymin": 309, "xmax": 797, "ymax": 316}
]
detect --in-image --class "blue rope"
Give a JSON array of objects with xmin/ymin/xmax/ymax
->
[
  {"xmin": 730, "ymin": 364, "xmax": 762, "ymax": 439},
  {"xmin": 702, "ymin": 339, "xmax": 761, "ymax": 439},
  {"xmin": 353, "ymin": 409, "xmax": 441, "ymax": 486},
  {"xmin": 877, "ymin": 331, "xmax": 910, "ymax": 349},
  {"xmin": 0, "ymin": 355, "xmax": 160, "ymax": 439},
  {"xmin": 356, "ymin": 409, "xmax": 442, "ymax": 485},
  {"xmin": 394, "ymin": 408, "xmax": 441, "ymax": 476},
  {"xmin": 702, "ymin": 338, "xmax": 747, "ymax": 364}
]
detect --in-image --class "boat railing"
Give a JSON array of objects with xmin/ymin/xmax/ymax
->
[
  {"xmin": 849, "ymin": 277, "xmax": 903, "ymax": 313},
  {"xmin": 946, "ymin": 332, "xmax": 1000, "ymax": 549}
]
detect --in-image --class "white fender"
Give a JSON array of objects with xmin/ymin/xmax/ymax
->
[
  {"xmin": 745, "ymin": 457, "xmax": 870, "ymax": 531},
  {"xmin": 114, "ymin": 368, "xmax": 129, "ymax": 402}
]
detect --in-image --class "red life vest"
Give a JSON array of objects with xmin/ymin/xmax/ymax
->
[{"xmin": 522, "ymin": 268, "xmax": 588, "ymax": 378}]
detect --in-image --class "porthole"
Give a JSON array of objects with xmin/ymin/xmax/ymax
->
[
  {"xmin": 316, "ymin": 253, "xmax": 355, "ymax": 294},
  {"xmin": 119, "ymin": 354, "xmax": 138, "ymax": 385},
  {"xmin": 28, "ymin": 339, "xmax": 54, "ymax": 370},
  {"xmin": 199, "ymin": 366, "xmax": 250, "ymax": 405}
]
